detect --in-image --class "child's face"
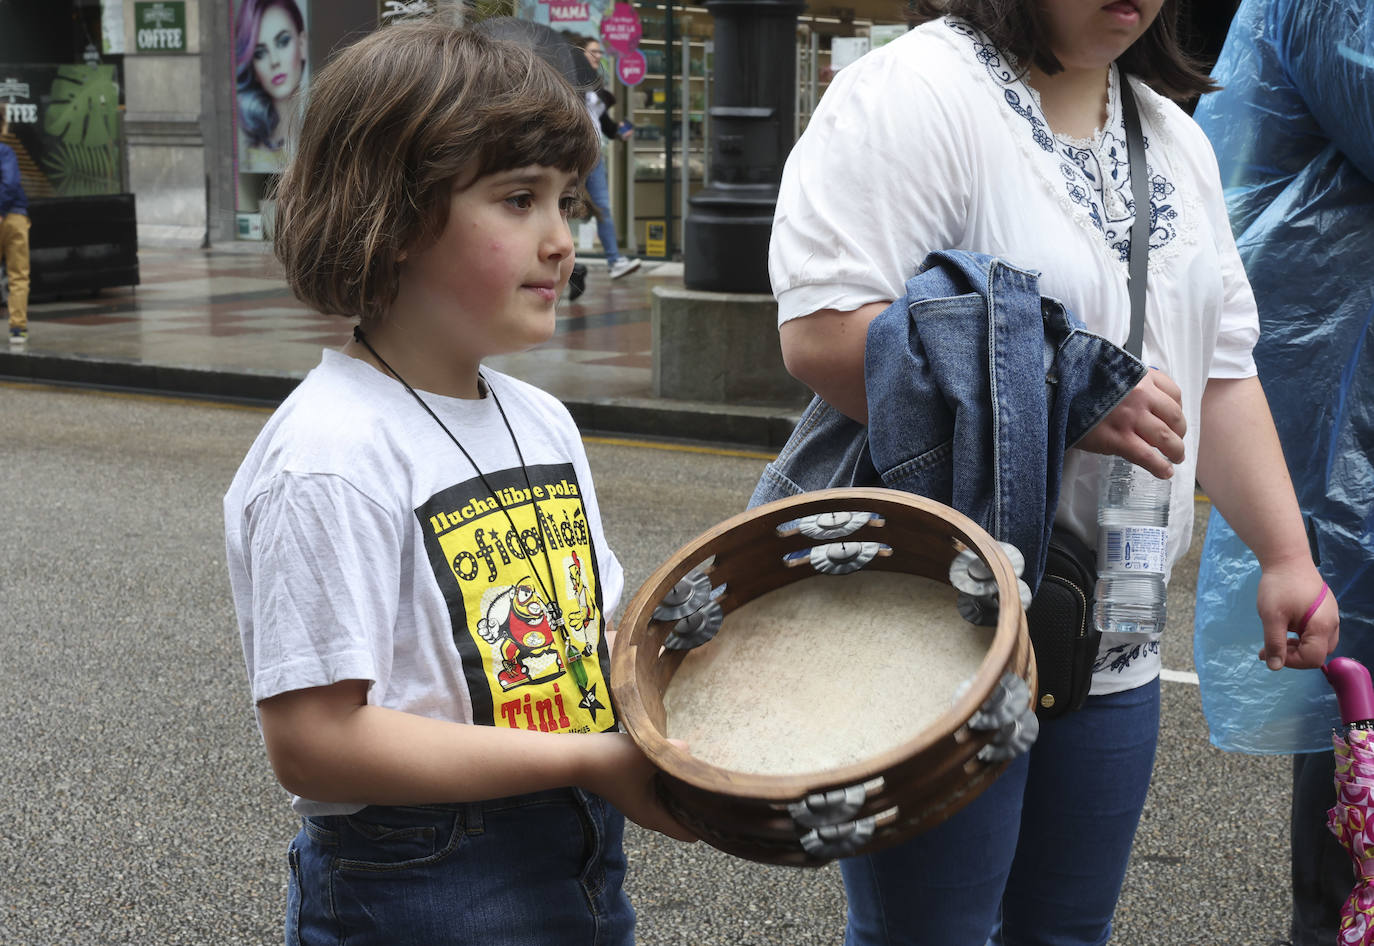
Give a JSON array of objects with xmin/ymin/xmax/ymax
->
[{"xmin": 399, "ymin": 165, "xmax": 580, "ymax": 359}]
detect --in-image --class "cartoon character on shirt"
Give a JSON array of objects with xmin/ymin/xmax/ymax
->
[
  {"xmin": 479, "ymin": 575, "xmax": 565, "ymax": 689},
  {"xmin": 562, "ymin": 551, "xmax": 597, "ymax": 656}
]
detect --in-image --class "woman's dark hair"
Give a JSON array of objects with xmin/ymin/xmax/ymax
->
[
  {"xmin": 235, "ymin": 0, "xmax": 306, "ymax": 148},
  {"xmin": 906, "ymin": 0, "xmax": 1218, "ymax": 102}
]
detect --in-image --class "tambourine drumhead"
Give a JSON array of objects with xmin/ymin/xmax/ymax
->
[
  {"xmin": 611, "ymin": 487, "xmax": 1036, "ymax": 867},
  {"xmin": 664, "ymin": 571, "xmax": 993, "ymax": 777}
]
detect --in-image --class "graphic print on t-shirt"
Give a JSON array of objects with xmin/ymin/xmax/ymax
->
[{"xmin": 417, "ymin": 462, "xmax": 615, "ymax": 734}]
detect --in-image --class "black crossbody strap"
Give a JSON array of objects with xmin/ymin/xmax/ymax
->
[{"xmin": 1120, "ymin": 75, "xmax": 1149, "ymax": 360}]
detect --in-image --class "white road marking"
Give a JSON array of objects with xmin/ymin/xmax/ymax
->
[{"xmin": 1160, "ymin": 668, "xmax": 1200, "ymax": 685}]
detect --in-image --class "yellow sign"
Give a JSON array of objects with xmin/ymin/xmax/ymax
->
[{"xmin": 645, "ymin": 220, "xmax": 667, "ymax": 257}]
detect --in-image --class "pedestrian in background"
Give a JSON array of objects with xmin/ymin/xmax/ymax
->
[
  {"xmin": 223, "ymin": 21, "xmax": 692, "ymax": 945},
  {"xmin": 0, "ymin": 111, "xmax": 31, "ymax": 347},
  {"xmin": 1192, "ymin": 2, "xmax": 1373, "ymax": 944},
  {"xmin": 765, "ymin": 0, "xmax": 1339, "ymax": 942},
  {"xmin": 569, "ymin": 33, "xmax": 639, "ymax": 294}
]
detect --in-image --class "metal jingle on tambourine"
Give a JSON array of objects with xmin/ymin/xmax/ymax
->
[
  {"xmin": 653, "ymin": 568, "xmax": 713, "ymax": 622},
  {"xmin": 809, "ymin": 541, "xmax": 890, "ymax": 575},
  {"xmin": 977, "ymin": 711, "xmax": 1040, "ymax": 763},
  {"xmin": 949, "ymin": 543, "xmax": 1027, "ymax": 598},
  {"xmin": 957, "ymin": 591, "xmax": 999, "ymax": 627},
  {"xmin": 664, "ymin": 600, "xmax": 724, "ymax": 651},
  {"xmin": 949, "ymin": 549, "xmax": 997, "ymax": 597},
  {"xmin": 962, "ymin": 672, "xmax": 1029, "ymax": 731},
  {"xmin": 998, "ymin": 543, "xmax": 1026, "ymax": 578},
  {"xmin": 955, "ymin": 579, "xmax": 1033, "ymax": 627},
  {"xmin": 799, "ymin": 816, "xmax": 879, "ymax": 860},
  {"xmin": 784, "ymin": 510, "xmax": 884, "ymax": 541},
  {"xmin": 1013, "ymin": 578, "xmax": 1032, "ymax": 611}
]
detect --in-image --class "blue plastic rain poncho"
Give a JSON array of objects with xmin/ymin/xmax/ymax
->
[{"xmin": 1192, "ymin": 0, "xmax": 1374, "ymax": 754}]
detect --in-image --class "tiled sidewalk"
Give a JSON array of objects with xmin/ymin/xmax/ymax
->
[
  {"xmin": 2, "ymin": 245, "xmax": 801, "ymax": 447},
  {"xmin": 13, "ymin": 244, "xmax": 666, "ymax": 400}
]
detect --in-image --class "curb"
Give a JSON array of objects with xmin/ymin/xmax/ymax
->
[{"xmin": 0, "ymin": 350, "xmax": 804, "ymax": 451}]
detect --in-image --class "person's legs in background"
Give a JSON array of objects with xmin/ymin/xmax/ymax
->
[
  {"xmin": 1, "ymin": 212, "xmax": 29, "ymax": 345},
  {"xmin": 584, "ymin": 157, "xmax": 638, "ymax": 280},
  {"xmin": 566, "ymin": 262, "xmax": 587, "ymax": 301},
  {"xmin": 1290, "ymin": 749, "xmax": 1350, "ymax": 946}
]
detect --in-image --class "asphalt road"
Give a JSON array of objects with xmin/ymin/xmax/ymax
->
[{"xmin": 0, "ymin": 382, "xmax": 1296, "ymax": 945}]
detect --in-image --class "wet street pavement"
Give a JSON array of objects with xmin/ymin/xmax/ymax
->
[{"xmin": 0, "ymin": 381, "xmax": 1297, "ymax": 946}]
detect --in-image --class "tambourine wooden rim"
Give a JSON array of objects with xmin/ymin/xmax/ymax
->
[{"xmin": 611, "ymin": 487, "xmax": 1030, "ymax": 804}]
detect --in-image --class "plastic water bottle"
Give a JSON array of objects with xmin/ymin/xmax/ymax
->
[{"xmin": 1094, "ymin": 455, "xmax": 1170, "ymax": 636}]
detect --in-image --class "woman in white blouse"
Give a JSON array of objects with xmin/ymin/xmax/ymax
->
[{"xmin": 769, "ymin": 1, "xmax": 1339, "ymax": 943}]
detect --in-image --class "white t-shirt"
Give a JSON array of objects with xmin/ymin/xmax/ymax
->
[
  {"xmin": 586, "ymin": 89, "xmax": 608, "ymax": 125},
  {"xmin": 769, "ymin": 18, "xmax": 1259, "ymax": 693},
  {"xmin": 224, "ymin": 350, "xmax": 625, "ymax": 814}
]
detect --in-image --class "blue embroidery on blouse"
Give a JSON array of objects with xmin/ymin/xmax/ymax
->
[
  {"xmin": 1005, "ymin": 89, "xmax": 1055, "ymax": 153},
  {"xmin": 948, "ymin": 19, "xmax": 1016, "ymax": 83},
  {"xmin": 947, "ymin": 18, "xmax": 1180, "ymax": 262}
]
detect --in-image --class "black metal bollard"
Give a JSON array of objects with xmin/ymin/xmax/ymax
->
[{"xmin": 683, "ymin": 0, "xmax": 804, "ymax": 294}]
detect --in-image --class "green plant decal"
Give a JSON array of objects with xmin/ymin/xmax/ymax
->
[
  {"xmin": 41, "ymin": 65, "xmax": 121, "ymax": 196},
  {"xmin": 42, "ymin": 141, "xmax": 121, "ymax": 196},
  {"xmin": 44, "ymin": 65, "xmax": 120, "ymax": 148}
]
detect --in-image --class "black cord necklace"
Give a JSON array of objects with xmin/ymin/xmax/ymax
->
[{"xmin": 352, "ymin": 326, "xmax": 568, "ymax": 636}]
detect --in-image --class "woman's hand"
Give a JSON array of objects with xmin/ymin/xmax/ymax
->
[
  {"xmin": 1195, "ymin": 375, "xmax": 1338, "ymax": 671},
  {"xmin": 1076, "ymin": 367, "xmax": 1187, "ymax": 479},
  {"xmin": 579, "ymin": 733, "xmax": 698, "ymax": 843},
  {"xmin": 1255, "ymin": 560, "xmax": 1340, "ymax": 670}
]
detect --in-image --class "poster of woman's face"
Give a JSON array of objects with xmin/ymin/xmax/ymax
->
[{"xmin": 235, "ymin": 0, "xmax": 308, "ymax": 173}]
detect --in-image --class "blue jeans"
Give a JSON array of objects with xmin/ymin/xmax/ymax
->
[
  {"xmin": 286, "ymin": 788, "xmax": 633, "ymax": 946},
  {"xmin": 841, "ymin": 678, "xmax": 1161, "ymax": 946},
  {"xmin": 585, "ymin": 157, "xmax": 621, "ymax": 263}
]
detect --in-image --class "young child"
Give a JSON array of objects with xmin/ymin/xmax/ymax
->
[{"xmin": 223, "ymin": 21, "xmax": 692, "ymax": 945}]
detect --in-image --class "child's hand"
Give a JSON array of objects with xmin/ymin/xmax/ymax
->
[
  {"xmin": 581, "ymin": 733, "xmax": 698, "ymax": 843},
  {"xmin": 1077, "ymin": 367, "xmax": 1187, "ymax": 479}
]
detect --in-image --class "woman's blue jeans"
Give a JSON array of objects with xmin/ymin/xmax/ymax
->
[
  {"xmin": 285, "ymin": 788, "xmax": 633, "ymax": 946},
  {"xmin": 841, "ymin": 677, "xmax": 1161, "ymax": 946},
  {"xmin": 585, "ymin": 157, "xmax": 622, "ymax": 264}
]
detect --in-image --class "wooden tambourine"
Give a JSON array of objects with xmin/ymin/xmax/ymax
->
[{"xmin": 610, "ymin": 487, "xmax": 1038, "ymax": 867}]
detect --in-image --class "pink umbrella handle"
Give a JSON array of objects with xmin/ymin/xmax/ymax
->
[{"xmin": 1325, "ymin": 658, "xmax": 1374, "ymax": 727}]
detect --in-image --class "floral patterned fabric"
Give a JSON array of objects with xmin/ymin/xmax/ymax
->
[
  {"xmin": 947, "ymin": 18, "xmax": 1184, "ymax": 269},
  {"xmin": 1329, "ymin": 726, "xmax": 1374, "ymax": 943}
]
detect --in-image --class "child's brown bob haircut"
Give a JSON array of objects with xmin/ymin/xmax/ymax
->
[{"xmin": 274, "ymin": 20, "xmax": 600, "ymax": 321}]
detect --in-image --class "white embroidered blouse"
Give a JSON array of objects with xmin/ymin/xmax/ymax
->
[{"xmin": 769, "ymin": 16, "xmax": 1260, "ymax": 692}]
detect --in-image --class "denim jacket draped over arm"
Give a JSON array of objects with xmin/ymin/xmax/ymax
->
[{"xmin": 751, "ymin": 250, "xmax": 1144, "ymax": 592}]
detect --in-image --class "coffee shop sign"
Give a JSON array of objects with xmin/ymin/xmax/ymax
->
[
  {"xmin": 135, "ymin": 2, "xmax": 187, "ymax": 52},
  {"xmin": 1, "ymin": 80, "xmax": 37, "ymax": 124}
]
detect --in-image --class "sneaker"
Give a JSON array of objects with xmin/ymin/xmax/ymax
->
[
  {"xmin": 608, "ymin": 257, "xmax": 641, "ymax": 280},
  {"xmin": 567, "ymin": 263, "xmax": 587, "ymax": 301},
  {"xmin": 8, "ymin": 327, "xmax": 25, "ymax": 346}
]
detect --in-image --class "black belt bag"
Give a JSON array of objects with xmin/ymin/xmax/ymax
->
[
  {"xmin": 1025, "ymin": 77, "xmax": 1151, "ymax": 720},
  {"xmin": 1025, "ymin": 528, "xmax": 1101, "ymax": 719}
]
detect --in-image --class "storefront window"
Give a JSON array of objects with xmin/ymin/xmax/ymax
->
[
  {"xmin": 1, "ymin": 0, "xmax": 127, "ymax": 199},
  {"xmin": 627, "ymin": 3, "xmax": 708, "ymax": 260}
]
